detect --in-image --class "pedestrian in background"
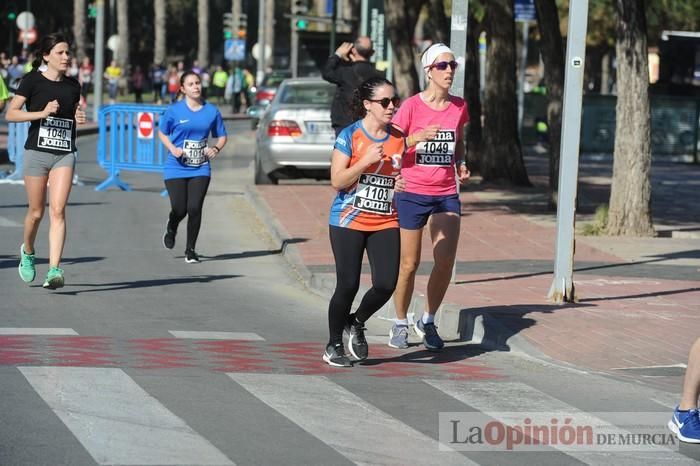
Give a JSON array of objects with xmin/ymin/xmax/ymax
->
[
  {"xmin": 104, "ymin": 59, "xmax": 121, "ymax": 104},
  {"xmin": 158, "ymin": 70, "xmax": 227, "ymax": 264},
  {"xmin": 211, "ymin": 65, "xmax": 228, "ymax": 105},
  {"xmin": 5, "ymin": 33, "xmax": 86, "ymax": 289},
  {"xmin": 0, "ymin": 73, "xmax": 10, "ymax": 112},
  {"xmin": 388, "ymin": 43, "xmax": 470, "ymax": 351},
  {"xmin": 78, "ymin": 56, "xmax": 93, "ymax": 105},
  {"xmin": 131, "ymin": 65, "xmax": 145, "ymax": 103},
  {"xmin": 323, "ymin": 77, "xmax": 405, "ymax": 367},
  {"xmin": 668, "ymin": 337, "xmax": 700, "ymax": 443},
  {"xmin": 322, "ymin": 36, "xmax": 382, "ymax": 136}
]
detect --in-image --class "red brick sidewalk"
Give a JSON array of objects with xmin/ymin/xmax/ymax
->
[{"xmin": 255, "ymin": 184, "xmax": 700, "ymax": 386}]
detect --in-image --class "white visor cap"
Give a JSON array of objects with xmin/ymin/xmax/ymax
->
[{"xmin": 421, "ymin": 43, "xmax": 455, "ymax": 72}]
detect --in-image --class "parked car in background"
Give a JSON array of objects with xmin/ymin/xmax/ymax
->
[
  {"xmin": 254, "ymin": 78, "xmax": 336, "ymax": 184},
  {"xmin": 251, "ymin": 70, "xmax": 292, "ymax": 106}
]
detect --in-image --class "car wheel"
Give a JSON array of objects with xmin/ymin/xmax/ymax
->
[{"xmin": 254, "ymin": 153, "xmax": 277, "ymax": 185}]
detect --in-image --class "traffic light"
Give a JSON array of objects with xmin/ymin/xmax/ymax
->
[
  {"xmin": 237, "ymin": 13, "xmax": 247, "ymax": 39},
  {"xmin": 292, "ymin": 0, "xmax": 309, "ymax": 31},
  {"xmin": 223, "ymin": 12, "xmax": 234, "ymax": 40},
  {"xmin": 87, "ymin": 3, "xmax": 97, "ymax": 18},
  {"xmin": 7, "ymin": 11, "xmax": 16, "ymax": 20}
]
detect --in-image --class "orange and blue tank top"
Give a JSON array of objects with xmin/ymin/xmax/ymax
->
[{"xmin": 329, "ymin": 120, "xmax": 405, "ymax": 231}]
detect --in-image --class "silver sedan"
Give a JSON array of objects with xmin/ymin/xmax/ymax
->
[{"xmin": 253, "ymin": 78, "xmax": 337, "ymax": 184}]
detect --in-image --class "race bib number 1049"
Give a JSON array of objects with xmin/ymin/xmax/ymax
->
[{"xmin": 415, "ymin": 129, "xmax": 455, "ymax": 166}]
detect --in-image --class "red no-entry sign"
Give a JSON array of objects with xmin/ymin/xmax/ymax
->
[{"xmin": 137, "ymin": 112, "xmax": 154, "ymax": 139}]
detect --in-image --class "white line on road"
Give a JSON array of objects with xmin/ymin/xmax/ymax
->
[
  {"xmin": 229, "ymin": 373, "xmax": 474, "ymax": 466},
  {"xmin": 0, "ymin": 328, "xmax": 79, "ymax": 335},
  {"xmin": 0, "ymin": 215, "xmax": 22, "ymax": 227},
  {"xmin": 168, "ymin": 331, "xmax": 265, "ymax": 341},
  {"xmin": 20, "ymin": 367, "xmax": 234, "ymax": 465}
]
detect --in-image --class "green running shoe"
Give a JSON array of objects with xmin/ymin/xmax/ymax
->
[
  {"xmin": 43, "ymin": 266, "xmax": 65, "ymax": 290},
  {"xmin": 18, "ymin": 244, "xmax": 36, "ymax": 283}
]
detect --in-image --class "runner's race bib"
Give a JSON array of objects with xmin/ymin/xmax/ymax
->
[
  {"xmin": 353, "ymin": 173, "xmax": 395, "ymax": 215},
  {"xmin": 415, "ymin": 129, "xmax": 455, "ymax": 166},
  {"xmin": 182, "ymin": 139, "xmax": 208, "ymax": 167},
  {"xmin": 37, "ymin": 117, "xmax": 73, "ymax": 152}
]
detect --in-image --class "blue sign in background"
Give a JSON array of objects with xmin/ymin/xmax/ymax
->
[
  {"xmin": 224, "ymin": 39, "xmax": 246, "ymax": 61},
  {"xmin": 515, "ymin": 0, "xmax": 537, "ymax": 22}
]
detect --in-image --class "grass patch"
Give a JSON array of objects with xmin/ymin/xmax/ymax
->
[{"xmin": 579, "ymin": 204, "xmax": 609, "ymax": 236}]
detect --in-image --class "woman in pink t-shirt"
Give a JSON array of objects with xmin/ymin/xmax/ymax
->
[{"xmin": 388, "ymin": 43, "xmax": 470, "ymax": 351}]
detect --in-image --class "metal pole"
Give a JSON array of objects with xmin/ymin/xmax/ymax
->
[
  {"xmin": 360, "ymin": 0, "xmax": 368, "ymax": 35},
  {"xmin": 547, "ymin": 0, "xmax": 590, "ymax": 303},
  {"xmin": 22, "ymin": 0, "xmax": 31, "ymax": 51},
  {"xmin": 256, "ymin": 0, "xmax": 266, "ymax": 85},
  {"xmin": 329, "ymin": 0, "xmax": 337, "ymax": 54},
  {"xmin": 290, "ymin": 17, "xmax": 298, "ymax": 78},
  {"xmin": 449, "ymin": 0, "xmax": 469, "ymax": 284},
  {"xmin": 93, "ymin": 0, "xmax": 105, "ymax": 122},
  {"xmin": 517, "ymin": 21, "xmax": 529, "ymax": 137}
]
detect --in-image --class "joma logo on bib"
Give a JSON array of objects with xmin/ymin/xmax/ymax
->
[
  {"xmin": 182, "ymin": 139, "xmax": 208, "ymax": 167},
  {"xmin": 416, "ymin": 129, "xmax": 455, "ymax": 166},
  {"xmin": 37, "ymin": 117, "xmax": 73, "ymax": 152}
]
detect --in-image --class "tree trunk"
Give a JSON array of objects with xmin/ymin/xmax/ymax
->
[
  {"xmin": 534, "ymin": 0, "xmax": 564, "ymax": 207},
  {"xmin": 154, "ymin": 0, "xmax": 166, "ymax": 66},
  {"xmin": 481, "ymin": 0, "xmax": 531, "ymax": 185},
  {"xmin": 607, "ymin": 0, "xmax": 654, "ymax": 236},
  {"xmin": 385, "ymin": 0, "xmax": 425, "ymax": 98},
  {"xmin": 197, "ymin": 0, "xmax": 208, "ymax": 67},
  {"xmin": 425, "ymin": 0, "xmax": 449, "ymax": 44},
  {"xmin": 464, "ymin": 11, "xmax": 483, "ymax": 173},
  {"xmin": 73, "ymin": 0, "xmax": 86, "ymax": 60},
  {"xmin": 116, "ymin": 0, "xmax": 129, "ymax": 68}
]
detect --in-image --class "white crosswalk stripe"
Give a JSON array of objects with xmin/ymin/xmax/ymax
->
[
  {"xmin": 19, "ymin": 367, "xmax": 234, "ymax": 466},
  {"xmin": 425, "ymin": 380, "xmax": 694, "ymax": 465},
  {"xmin": 229, "ymin": 373, "xmax": 476, "ymax": 466},
  {"xmin": 0, "ymin": 327, "xmax": 79, "ymax": 335}
]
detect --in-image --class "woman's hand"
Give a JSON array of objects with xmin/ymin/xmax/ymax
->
[
  {"xmin": 457, "ymin": 163, "xmax": 471, "ymax": 184},
  {"xmin": 418, "ymin": 124, "xmax": 440, "ymax": 142},
  {"xmin": 74, "ymin": 106, "xmax": 87, "ymax": 124},
  {"xmin": 204, "ymin": 146, "xmax": 219, "ymax": 159},
  {"xmin": 171, "ymin": 147, "xmax": 184, "ymax": 157},
  {"xmin": 43, "ymin": 100, "xmax": 59, "ymax": 118},
  {"xmin": 363, "ymin": 143, "xmax": 384, "ymax": 167},
  {"xmin": 394, "ymin": 174, "xmax": 406, "ymax": 193}
]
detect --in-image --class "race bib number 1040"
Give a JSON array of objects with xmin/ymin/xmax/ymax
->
[{"xmin": 38, "ymin": 117, "xmax": 73, "ymax": 152}]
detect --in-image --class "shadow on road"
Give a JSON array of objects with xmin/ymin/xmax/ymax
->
[
  {"xmin": 51, "ymin": 274, "xmax": 241, "ymax": 295},
  {"xmin": 0, "ymin": 255, "xmax": 105, "ymax": 269}
]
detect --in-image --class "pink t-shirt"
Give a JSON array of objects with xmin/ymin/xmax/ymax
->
[{"xmin": 392, "ymin": 93, "xmax": 469, "ymax": 195}]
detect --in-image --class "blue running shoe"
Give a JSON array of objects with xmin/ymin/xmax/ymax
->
[
  {"xmin": 415, "ymin": 319, "xmax": 444, "ymax": 351},
  {"xmin": 668, "ymin": 406, "xmax": 693, "ymax": 436},
  {"xmin": 672, "ymin": 408, "xmax": 700, "ymax": 444}
]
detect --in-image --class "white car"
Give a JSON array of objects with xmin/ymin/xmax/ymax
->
[{"xmin": 253, "ymin": 78, "xmax": 336, "ymax": 184}]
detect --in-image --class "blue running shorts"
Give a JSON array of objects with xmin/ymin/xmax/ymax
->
[{"xmin": 394, "ymin": 192, "xmax": 460, "ymax": 230}]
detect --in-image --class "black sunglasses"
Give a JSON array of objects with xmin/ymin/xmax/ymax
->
[
  {"xmin": 368, "ymin": 96, "xmax": 401, "ymax": 108},
  {"xmin": 431, "ymin": 60, "xmax": 458, "ymax": 71}
]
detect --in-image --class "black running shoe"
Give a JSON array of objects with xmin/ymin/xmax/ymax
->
[
  {"xmin": 347, "ymin": 320, "xmax": 368, "ymax": 360},
  {"xmin": 163, "ymin": 225, "xmax": 176, "ymax": 250},
  {"xmin": 322, "ymin": 343, "xmax": 352, "ymax": 367},
  {"xmin": 185, "ymin": 249, "xmax": 200, "ymax": 263}
]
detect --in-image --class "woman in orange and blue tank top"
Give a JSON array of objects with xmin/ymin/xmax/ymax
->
[{"xmin": 323, "ymin": 77, "xmax": 406, "ymax": 367}]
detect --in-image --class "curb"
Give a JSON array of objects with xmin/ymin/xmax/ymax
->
[{"xmin": 243, "ymin": 183, "xmax": 548, "ymax": 358}]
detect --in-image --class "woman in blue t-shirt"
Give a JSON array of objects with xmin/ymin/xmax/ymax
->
[{"xmin": 158, "ymin": 70, "xmax": 227, "ymax": 263}]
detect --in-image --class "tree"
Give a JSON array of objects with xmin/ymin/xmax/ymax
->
[
  {"xmin": 464, "ymin": 7, "xmax": 483, "ymax": 173},
  {"xmin": 535, "ymin": 0, "xmax": 565, "ymax": 207},
  {"xmin": 72, "ymin": 0, "xmax": 87, "ymax": 60},
  {"xmin": 607, "ymin": 0, "xmax": 655, "ymax": 236},
  {"xmin": 197, "ymin": 0, "xmax": 208, "ymax": 67},
  {"xmin": 424, "ymin": 0, "xmax": 449, "ymax": 44},
  {"xmin": 385, "ymin": 0, "xmax": 425, "ymax": 98},
  {"xmin": 481, "ymin": 0, "xmax": 531, "ymax": 185},
  {"xmin": 116, "ymin": 0, "xmax": 129, "ymax": 68},
  {"xmin": 154, "ymin": 0, "xmax": 166, "ymax": 66}
]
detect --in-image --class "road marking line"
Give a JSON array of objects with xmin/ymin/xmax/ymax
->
[
  {"xmin": 168, "ymin": 331, "xmax": 265, "ymax": 341},
  {"xmin": 0, "ymin": 328, "xmax": 79, "ymax": 335},
  {"xmin": 20, "ymin": 367, "xmax": 234, "ymax": 465},
  {"xmin": 0, "ymin": 215, "xmax": 22, "ymax": 227},
  {"xmin": 229, "ymin": 373, "xmax": 474, "ymax": 465}
]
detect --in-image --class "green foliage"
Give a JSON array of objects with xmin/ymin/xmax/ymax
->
[{"xmin": 579, "ymin": 204, "xmax": 609, "ymax": 236}]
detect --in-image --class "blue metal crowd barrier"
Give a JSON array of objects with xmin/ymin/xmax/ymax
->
[
  {"xmin": 95, "ymin": 104, "xmax": 168, "ymax": 191},
  {"xmin": 2, "ymin": 121, "xmax": 30, "ymax": 181}
]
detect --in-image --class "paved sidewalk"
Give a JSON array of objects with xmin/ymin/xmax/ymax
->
[{"xmin": 248, "ymin": 153, "xmax": 700, "ymax": 390}]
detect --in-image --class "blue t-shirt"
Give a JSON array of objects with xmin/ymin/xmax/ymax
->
[{"xmin": 159, "ymin": 100, "xmax": 227, "ymax": 180}]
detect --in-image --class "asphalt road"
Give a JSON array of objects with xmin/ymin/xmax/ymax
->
[{"xmin": 0, "ymin": 121, "xmax": 698, "ymax": 465}]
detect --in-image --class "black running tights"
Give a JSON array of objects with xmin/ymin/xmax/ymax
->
[
  {"xmin": 328, "ymin": 225, "xmax": 400, "ymax": 345},
  {"xmin": 164, "ymin": 176, "xmax": 210, "ymax": 251}
]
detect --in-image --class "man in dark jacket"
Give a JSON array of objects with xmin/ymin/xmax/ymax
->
[{"xmin": 322, "ymin": 36, "xmax": 383, "ymax": 136}]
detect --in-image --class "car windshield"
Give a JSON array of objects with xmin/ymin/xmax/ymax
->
[
  {"xmin": 262, "ymin": 73, "xmax": 290, "ymax": 87},
  {"xmin": 278, "ymin": 84, "xmax": 334, "ymax": 105}
]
